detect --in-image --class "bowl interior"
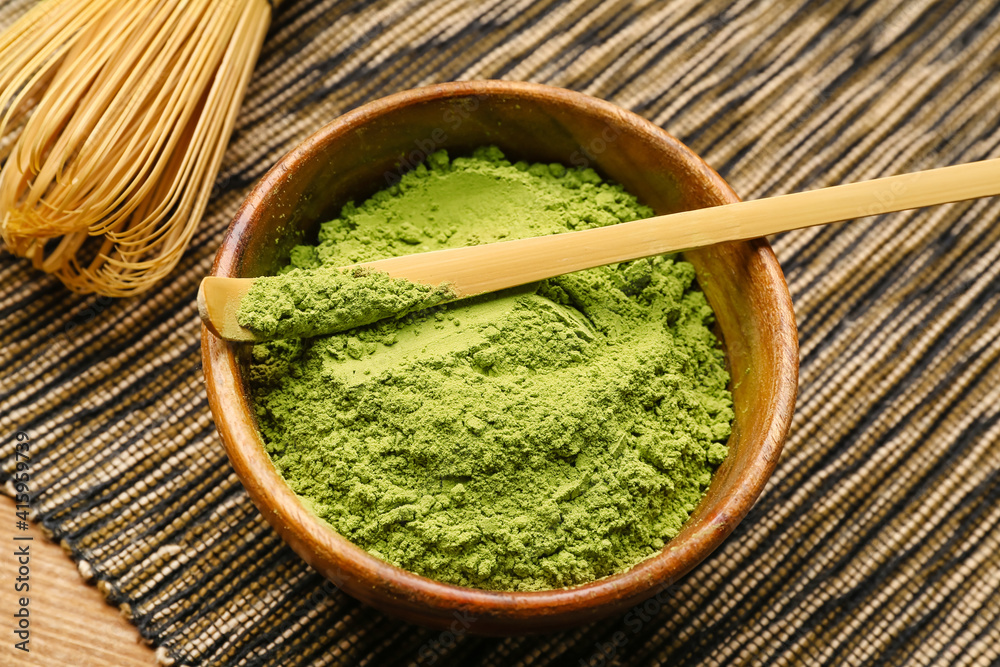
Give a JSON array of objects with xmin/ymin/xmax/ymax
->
[{"xmin": 202, "ymin": 81, "xmax": 798, "ymax": 634}]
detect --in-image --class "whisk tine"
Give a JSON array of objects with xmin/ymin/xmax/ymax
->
[{"xmin": 0, "ymin": 0, "xmax": 275, "ymax": 296}]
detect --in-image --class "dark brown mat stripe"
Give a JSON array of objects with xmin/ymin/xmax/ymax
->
[{"xmin": 3, "ymin": 0, "xmax": 1000, "ymax": 665}]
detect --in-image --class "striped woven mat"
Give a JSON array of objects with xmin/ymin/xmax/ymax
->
[{"xmin": 4, "ymin": 0, "xmax": 1000, "ymax": 664}]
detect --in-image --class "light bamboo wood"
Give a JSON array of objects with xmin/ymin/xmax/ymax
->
[
  {"xmin": 0, "ymin": 0, "xmax": 274, "ymax": 296},
  {"xmin": 199, "ymin": 157, "xmax": 1000, "ymax": 341}
]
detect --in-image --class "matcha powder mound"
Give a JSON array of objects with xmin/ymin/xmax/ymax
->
[{"xmin": 247, "ymin": 146, "xmax": 734, "ymax": 591}]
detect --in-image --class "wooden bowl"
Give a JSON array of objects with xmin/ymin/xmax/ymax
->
[{"xmin": 201, "ymin": 80, "xmax": 798, "ymax": 634}]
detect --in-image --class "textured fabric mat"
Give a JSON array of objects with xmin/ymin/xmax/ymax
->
[{"xmin": 3, "ymin": 0, "xmax": 1000, "ymax": 664}]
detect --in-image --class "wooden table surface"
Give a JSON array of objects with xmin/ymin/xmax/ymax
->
[{"xmin": 1, "ymin": 496, "xmax": 156, "ymax": 666}]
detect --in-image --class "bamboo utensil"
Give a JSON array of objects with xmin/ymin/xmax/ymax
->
[
  {"xmin": 199, "ymin": 156, "xmax": 1000, "ymax": 342},
  {"xmin": 0, "ymin": 0, "xmax": 276, "ymax": 296}
]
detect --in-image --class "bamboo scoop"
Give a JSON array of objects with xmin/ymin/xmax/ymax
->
[{"xmin": 199, "ymin": 157, "xmax": 1000, "ymax": 342}]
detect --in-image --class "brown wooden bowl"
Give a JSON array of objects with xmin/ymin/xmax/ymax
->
[{"xmin": 201, "ymin": 80, "xmax": 798, "ymax": 635}]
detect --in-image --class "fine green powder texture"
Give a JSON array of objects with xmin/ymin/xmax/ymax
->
[
  {"xmin": 237, "ymin": 267, "xmax": 455, "ymax": 339},
  {"xmin": 247, "ymin": 146, "xmax": 733, "ymax": 591}
]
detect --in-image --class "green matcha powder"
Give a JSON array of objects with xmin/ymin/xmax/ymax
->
[{"xmin": 247, "ymin": 146, "xmax": 733, "ymax": 591}]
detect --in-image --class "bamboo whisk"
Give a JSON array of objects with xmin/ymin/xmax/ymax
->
[{"xmin": 0, "ymin": 0, "xmax": 275, "ymax": 296}]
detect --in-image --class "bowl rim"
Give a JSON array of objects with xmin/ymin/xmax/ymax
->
[{"xmin": 201, "ymin": 79, "xmax": 798, "ymax": 629}]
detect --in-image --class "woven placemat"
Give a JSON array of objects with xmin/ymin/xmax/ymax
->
[{"xmin": 4, "ymin": 0, "xmax": 1000, "ymax": 664}]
